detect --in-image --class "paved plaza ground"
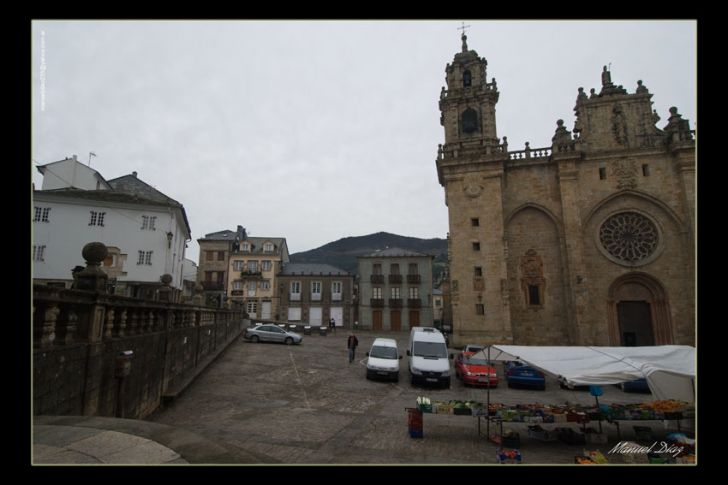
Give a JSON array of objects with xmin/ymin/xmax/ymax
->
[{"xmin": 144, "ymin": 329, "xmax": 691, "ymax": 465}]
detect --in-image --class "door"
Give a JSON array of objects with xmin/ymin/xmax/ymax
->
[
  {"xmin": 330, "ymin": 307, "xmax": 343, "ymax": 327},
  {"xmin": 409, "ymin": 310, "xmax": 420, "ymax": 329},
  {"xmin": 391, "ymin": 310, "xmax": 401, "ymax": 332},
  {"xmin": 617, "ymin": 301, "xmax": 654, "ymax": 346},
  {"xmin": 373, "ymin": 310, "xmax": 383, "ymax": 331},
  {"xmin": 261, "ymin": 301, "xmax": 272, "ymax": 320},
  {"xmin": 309, "ymin": 307, "xmax": 323, "ymax": 326}
]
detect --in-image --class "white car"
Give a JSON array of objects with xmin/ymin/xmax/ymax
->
[{"xmin": 366, "ymin": 338, "xmax": 401, "ymax": 382}]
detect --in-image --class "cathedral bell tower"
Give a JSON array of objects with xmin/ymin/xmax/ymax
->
[{"xmin": 435, "ymin": 32, "xmax": 513, "ymax": 347}]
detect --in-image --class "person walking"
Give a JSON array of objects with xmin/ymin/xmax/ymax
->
[
  {"xmin": 347, "ymin": 333, "xmax": 359, "ymax": 364},
  {"xmin": 329, "ymin": 317, "xmax": 336, "ymax": 334}
]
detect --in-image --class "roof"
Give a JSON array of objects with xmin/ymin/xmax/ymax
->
[
  {"xmin": 36, "ymin": 157, "xmax": 112, "ymax": 189},
  {"xmin": 359, "ymin": 247, "xmax": 431, "ymax": 258},
  {"xmin": 280, "ymin": 263, "xmax": 349, "ymax": 276},
  {"xmin": 107, "ymin": 174, "xmax": 183, "ymax": 207},
  {"xmin": 371, "ymin": 338, "xmax": 398, "ymax": 348},
  {"xmin": 34, "ymin": 188, "xmax": 177, "ymax": 207},
  {"xmin": 410, "ymin": 327, "xmax": 446, "ymax": 343},
  {"xmin": 432, "ymin": 288, "xmax": 443, "ymax": 296}
]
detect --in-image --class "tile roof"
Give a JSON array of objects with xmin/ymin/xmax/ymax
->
[{"xmin": 280, "ymin": 263, "xmax": 350, "ymax": 276}]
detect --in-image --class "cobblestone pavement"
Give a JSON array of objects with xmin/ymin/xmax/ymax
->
[{"xmin": 150, "ymin": 330, "xmax": 692, "ymax": 465}]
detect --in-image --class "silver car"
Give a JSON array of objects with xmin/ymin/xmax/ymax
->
[{"xmin": 244, "ymin": 324, "xmax": 303, "ymax": 345}]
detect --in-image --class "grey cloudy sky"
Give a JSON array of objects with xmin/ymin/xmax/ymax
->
[{"xmin": 31, "ymin": 20, "xmax": 696, "ymax": 264}]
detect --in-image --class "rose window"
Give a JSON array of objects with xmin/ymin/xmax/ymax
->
[{"xmin": 599, "ymin": 212, "xmax": 659, "ymax": 263}]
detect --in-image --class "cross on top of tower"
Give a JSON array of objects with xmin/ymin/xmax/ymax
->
[{"xmin": 458, "ymin": 22, "xmax": 471, "ymax": 52}]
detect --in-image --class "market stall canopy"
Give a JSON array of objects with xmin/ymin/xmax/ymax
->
[{"xmin": 484, "ymin": 345, "xmax": 696, "ymax": 403}]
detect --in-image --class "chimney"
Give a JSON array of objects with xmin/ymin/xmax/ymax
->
[
  {"xmin": 237, "ymin": 225, "xmax": 247, "ymax": 240},
  {"xmin": 132, "ymin": 171, "xmax": 137, "ymax": 178},
  {"xmin": 72, "ymin": 154, "xmax": 78, "ymax": 162}
]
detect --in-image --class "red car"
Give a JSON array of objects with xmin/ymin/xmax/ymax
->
[{"xmin": 454, "ymin": 351, "xmax": 499, "ymax": 387}]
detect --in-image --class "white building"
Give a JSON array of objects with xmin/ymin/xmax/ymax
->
[{"xmin": 33, "ymin": 157, "xmax": 191, "ymax": 297}]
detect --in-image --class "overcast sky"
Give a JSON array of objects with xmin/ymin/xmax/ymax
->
[{"xmin": 31, "ymin": 20, "xmax": 696, "ymax": 264}]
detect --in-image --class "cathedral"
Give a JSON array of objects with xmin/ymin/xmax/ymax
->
[{"xmin": 436, "ymin": 33, "xmax": 695, "ymax": 348}]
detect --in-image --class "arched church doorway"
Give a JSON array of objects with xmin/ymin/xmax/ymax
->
[{"xmin": 607, "ymin": 273, "xmax": 673, "ymax": 346}]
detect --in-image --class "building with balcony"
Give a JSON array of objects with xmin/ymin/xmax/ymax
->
[
  {"xmin": 357, "ymin": 248, "xmax": 434, "ymax": 331},
  {"xmin": 277, "ymin": 263, "xmax": 353, "ymax": 327}
]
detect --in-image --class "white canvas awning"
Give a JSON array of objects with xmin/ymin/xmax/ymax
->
[{"xmin": 479, "ymin": 345, "xmax": 695, "ymax": 403}]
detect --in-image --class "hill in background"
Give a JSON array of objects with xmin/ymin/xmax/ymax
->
[{"xmin": 289, "ymin": 232, "xmax": 447, "ymax": 279}]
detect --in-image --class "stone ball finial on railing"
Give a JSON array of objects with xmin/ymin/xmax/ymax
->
[
  {"xmin": 158, "ymin": 274, "xmax": 174, "ymax": 302},
  {"xmin": 74, "ymin": 242, "xmax": 109, "ymax": 292}
]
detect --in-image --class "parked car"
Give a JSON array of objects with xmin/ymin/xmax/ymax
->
[
  {"xmin": 454, "ymin": 351, "xmax": 498, "ymax": 387},
  {"xmin": 558, "ymin": 376, "xmax": 590, "ymax": 391},
  {"xmin": 366, "ymin": 338, "xmax": 402, "ymax": 382},
  {"xmin": 620, "ymin": 378, "xmax": 650, "ymax": 393},
  {"xmin": 505, "ymin": 361, "xmax": 546, "ymax": 390},
  {"xmin": 243, "ymin": 324, "xmax": 302, "ymax": 345},
  {"xmin": 463, "ymin": 343, "xmax": 484, "ymax": 353}
]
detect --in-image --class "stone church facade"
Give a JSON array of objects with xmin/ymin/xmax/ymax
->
[{"xmin": 436, "ymin": 34, "xmax": 695, "ymax": 348}]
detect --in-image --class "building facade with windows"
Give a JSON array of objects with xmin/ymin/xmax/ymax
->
[
  {"xmin": 33, "ymin": 159, "xmax": 191, "ymax": 297},
  {"xmin": 436, "ymin": 34, "xmax": 695, "ymax": 347},
  {"xmin": 197, "ymin": 226, "xmax": 289, "ymax": 315},
  {"xmin": 357, "ymin": 248, "xmax": 434, "ymax": 331},
  {"xmin": 277, "ymin": 263, "xmax": 353, "ymax": 327}
]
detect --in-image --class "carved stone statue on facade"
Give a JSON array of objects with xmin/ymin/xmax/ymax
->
[{"xmin": 636, "ymin": 80, "xmax": 649, "ymax": 94}]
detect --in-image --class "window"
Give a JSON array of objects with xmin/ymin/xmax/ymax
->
[
  {"xmin": 141, "ymin": 215, "xmax": 157, "ymax": 230},
  {"xmin": 137, "ymin": 250, "xmax": 152, "ymax": 265},
  {"xmin": 89, "ymin": 211, "xmax": 106, "ymax": 226},
  {"xmin": 474, "ymin": 266, "xmax": 483, "ymax": 277},
  {"xmin": 528, "ymin": 284, "xmax": 541, "ymax": 305},
  {"xmin": 233, "ymin": 260, "xmax": 244, "ymax": 271},
  {"xmin": 475, "ymin": 304, "xmax": 485, "ymax": 315},
  {"xmin": 390, "ymin": 263, "xmax": 400, "ymax": 275},
  {"xmin": 461, "ymin": 108, "xmax": 479, "ymax": 134},
  {"xmin": 599, "ymin": 167, "xmax": 606, "ymax": 180},
  {"xmin": 263, "ymin": 242, "xmax": 274, "ymax": 252},
  {"xmin": 372, "ymin": 287, "xmax": 382, "ymax": 299},
  {"xmin": 217, "ymin": 251, "xmax": 225, "ymax": 261},
  {"xmin": 241, "ymin": 242, "xmax": 250, "ymax": 252},
  {"xmin": 391, "ymin": 287, "xmax": 401, "ymax": 299},
  {"xmin": 409, "ymin": 287, "xmax": 419, "ymax": 299},
  {"xmin": 311, "ymin": 281, "xmax": 322, "ymax": 300},
  {"xmin": 435, "ymin": 298, "xmax": 442, "ymax": 307},
  {"xmin": 261, "ymin": 280, "xmax": 271, "ymax": 290},
  {"xmin": 332, "ymin": 281, "xmax": 342, "ymax": 301},
  {"xmin": 233, "ymin": 280, "xmax": 243, "ymax": 290},
  {"xmin": 248, "ymin": 281, "xmax": 256, "ymax": 297},
  {"xmin": 262, "ymin": 260, "xmax": 272, "ymax": 271},
  {"xmin": 642, "ymin": 164, "xmax": 650, "ymax": 176},
  {"xmin": 34, "ymin": 207, "xmax": 50, "ymax": 222},
  {"xmin": 472, "ymin": 242, "xmax": 481, "ymax": 251},
  {"xmin": 33, "ymin": 245, "xmax": 46, "ymax": 262},
  {"xmin": 463, "ymin": 69, "xmax": 472, "ymax": 87},
  {"xmin": 290, "ymin": 281, "xmax": 301, "ymax": 301},
  {"xmin": 247, "ymin": 301, "xmax": 258, "ymax": 315},
  {"xmin": 372, "ymin": 263, "xmax": 382, "ymax": 275},
  {"xmin": 408, "ymin": 263, "xmax": 418, "ymax": 275},
  {"xmin": 206, "ymin": 251, "xmax": 214, "ymax": 261},
  {"xmin": 471, "ymin": 218, "xmax": 479, "ymax": 227},
  {"xmin": 247, "ymin": 261, "xmax": 258, "ymax": 273}
]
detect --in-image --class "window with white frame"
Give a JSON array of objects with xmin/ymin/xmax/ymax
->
[
  {"xmin": 391, "ymin": 287, "xmax": 401, "ymax": 299},
  {"xmin": 141, "ymin": 215, "xmax": 157, "ymax": 230},
  {"xmin": 290, "ymin": 281, "xmax": 301, "ymax": 301},
  {"xmin": 241, "ymin": 242, "xmax": 250, "ymax": 252},
  {"xmin": 247, "ymin": 260, "xmax": 258, "ymax": 273},
  {"xmin": 247, "ymin": 300, "xmax": 258, "ymax": 315},
  {"xmin": 332, "ymin": 281, "xmax": 342, "ymax": 301},
  {"xmin": 263, "ymin": 242, "xmax": 274, "ymax": 252},
  {"xmin": 409, "ymin": 287, "xmax": 419, "ymax": 299},
  {"xmin": 262, "ymin": 260, "xmax": 272, "ymax": 271},
  {"xmin": 261, "ymin": 280, "xmax": 271, "ymax": 290},
  {"xmin": 33, "ymin": 245, "xmax": 46, "ymax": 262},
  {"xmin": 311, "ymin": 281, "xmax": 322, "ymax": 301},
  {"xmin": 34, "ymin": 207, "xmax": 51, "ymax": 222},
  {"xmin": 247, "ymin": 281, "xmax": 257, "ymax": 297},
  {"xmin": 372, "ymin": 287, "xmax": 382, "ymax": 299},
  {"xmin": 137, "ymin": 250, "xmax": 153, "ymax": 265},
  {"xmin": 233, "ymin": 280, "xmax": 243, "ymax": 290},
  {"xmin": 233, "ymin": 260, "xmax": 244, "ymax": 271},
  {"xmin": 89, "ymin": 211, "xmax": 106, "ymax": 226}
]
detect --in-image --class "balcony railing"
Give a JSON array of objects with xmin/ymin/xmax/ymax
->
[
  {"xmin": 370, "ymin": 298, "xmax": 384, "ymax": 307},
  {"xmin": 407, "ymin": 298, "xmax": 421, "ymax": 308},
  {"xmin": 388, "ymin": 274, "xmax": 403, "ymax": 284},
  {"xmin": 201, "ymin": 282, "xmax": 225, "ymax": 291},
  {"xmin": 370, "ymin": 274, "xmax": 384, "ymax": 284},
  {"xmin": 407, "ymin": 274, "xmax": 421, "ymax": 284},
  {"xmin": 388, "ymin": 298, "xmax": 403, "ymax": 308},
  {"xmin": 240, "ymin": 270, "xmax": 263, "ymax": 279}
]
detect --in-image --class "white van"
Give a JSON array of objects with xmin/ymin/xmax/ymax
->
[
  {"xmin": 365, "ymin": 338, "xmax": 401, "ymax": 382},
  {"xmin": 407, "ymin": 327, "xmax": 451, "ymax": 388}
]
